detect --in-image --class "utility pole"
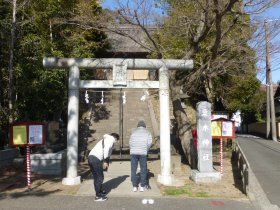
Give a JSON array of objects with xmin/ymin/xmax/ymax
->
[{"xmin": 264, "ymin": 20, "xmax": 277, "ymax": 141}]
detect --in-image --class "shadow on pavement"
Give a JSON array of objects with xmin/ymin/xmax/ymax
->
[
  {"xmin": 103, "ymin": 175, "xmax": 129, "ymax": 193},
  {"xmin": 0, "ymin": 188, "xmax": 62, "ymax": 200}
]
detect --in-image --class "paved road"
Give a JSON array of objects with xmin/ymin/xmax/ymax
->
[
  {"xmin": 0, "ymin": 194, "xmax": 255, "ymax": 210},
  {"xmin": 237, "ymin": 135, "xmax": 280, "ymax": 209}
]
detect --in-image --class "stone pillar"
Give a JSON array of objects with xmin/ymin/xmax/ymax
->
[
  {"xmin": 157, "ymin": 66, "xmax": 173, "ymax": 185},
  {"xmin": 62, "ymin": 65, "xmax": 81, "ymax": 185},
  {"xmin": 197, "ymin": 102, "xmax": 213, "ymax": 171},
  {"xmin": 190, "ymin": 101, "xmax": 220, "ymax": 183}
]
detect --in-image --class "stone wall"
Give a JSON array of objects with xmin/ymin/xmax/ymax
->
[
  {"xmin": 30, "ymin": 150, "xmax": 66, "ymax": 176},
  {"xmin": 47, "ymin": 121, "xmax": 60, "ymax": 145},
  {"xmin": 0, "ymin": 148, "xmax": 19, "ymax": 168},
  {"xmin": 248, "ymin": 122, "xmax": 280, "ymax": 139}
]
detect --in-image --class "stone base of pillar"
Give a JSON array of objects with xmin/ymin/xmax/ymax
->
[
  {"xmin": 157, "ymin": 174, "xmax": 174, "ymax": 186},
  {"xmin": 62, "ymin": 176, "xmax": 81, "ymax": 185},
  {"xmin": 190, "ymin": 170, "xmax": 221, "ymax": 183}
]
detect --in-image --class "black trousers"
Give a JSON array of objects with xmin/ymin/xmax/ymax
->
[{"xmin": 88, "ymin": 155, "xmax": 104, "ymax": 197}]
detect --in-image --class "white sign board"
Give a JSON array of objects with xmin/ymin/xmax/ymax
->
[
  {"xmin": 222, "ymin": 121, "xmax": 233, "ymax": 137},
  {"xmin": 29, "ymin": 125, "xmax": 43, "ymax": 145}
]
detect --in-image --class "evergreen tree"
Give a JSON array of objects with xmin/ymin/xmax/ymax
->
[{"xmin": 0, "ymin": 0, "xmax": 109, "ymax": 143}]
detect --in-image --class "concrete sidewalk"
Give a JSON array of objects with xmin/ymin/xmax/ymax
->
[{"xmin": 77, "ymin": 160, "xmax": 162, "ymax": 197}]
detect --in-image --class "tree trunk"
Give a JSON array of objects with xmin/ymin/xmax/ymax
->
[
  {"xmin": 49, "ymin": 19, "xmax": 53, "ymax": 52},
  {"xmin": 169, "ymin": 71, "xmax": 193, "ymax": 165},
  {"xmin": 8, "ymin": 0, "xmax": 16, "ymax": 122},
  {"xmin": 204, "ymin": 77, "xmax": 214, "ymax": 105},
  {"xmin": 0, "ymin": 67, "xmax": 3, "ymax": 108}
]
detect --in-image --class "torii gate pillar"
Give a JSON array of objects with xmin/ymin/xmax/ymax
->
[
  {"xmin": 157, "ymin": 66, "xmax": 172, "ymax": 185},
  {"xmin": 43, "ymin": 58, "xmax": 193, "ymax": 186},
  {"xmin": 62, "ymin": 65, "xmax": 81, "ymax": 185}
]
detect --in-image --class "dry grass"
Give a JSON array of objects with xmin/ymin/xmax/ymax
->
[{"xmin": 149, "ymin": 152, "xmax": 247, "ymax": 199}]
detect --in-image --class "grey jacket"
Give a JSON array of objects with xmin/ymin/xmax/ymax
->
[{"xmin": 129, "ymin": 126, "xmax": 152, "ymax": 155}]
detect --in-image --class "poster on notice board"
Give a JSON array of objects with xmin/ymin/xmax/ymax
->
[{"xmin": 29, "ymin": 125, "xmax": 43, "ymax": 145}]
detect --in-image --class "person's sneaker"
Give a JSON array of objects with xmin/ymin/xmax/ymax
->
[
  {"xmin": 94, "ymin": 196, "xmax": 108, "ymax": 202},
  {"xmin": 140, "ymin": 187, "xmax": 144, "ymax": 192},
  {"xmin": 133, "ymin": 187, "xmax": 137, "ymax": 192}
]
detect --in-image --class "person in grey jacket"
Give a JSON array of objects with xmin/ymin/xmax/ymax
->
[{"xmin": 129, "ymin": 120, "xmax": 152, "ymax": 192}]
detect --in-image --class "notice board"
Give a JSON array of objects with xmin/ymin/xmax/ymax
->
[
  {"xmin": 211, "ymin": 118, "xmax": 235, "ymax": 139},
  {"xmin": 9, "ymin": 122, "xmax": 46, "ymax": 146}
]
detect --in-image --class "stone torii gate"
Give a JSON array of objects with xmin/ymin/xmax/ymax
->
[{"xmin": 43, "ymin": 58, "xmax": 193, "ymax": 186}]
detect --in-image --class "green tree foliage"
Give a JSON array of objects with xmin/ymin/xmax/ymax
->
[
  {"xmin": 215, "ymin": 74, "xmax": 266, "ymax": 122},
  {"xmin": 0, "ymin": 1, "xmax": 12, "ymax": 126},
  {"xmin": 1, "ymin": 0, "xmax": 109, "ymax": 123}
]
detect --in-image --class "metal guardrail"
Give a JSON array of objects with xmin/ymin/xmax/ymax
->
[
  {"xmin": 233, "ymin": 139, "xmax": 280, "ymax": 210},
  {"xmin": 232, "ymin": 141, "xmax": 250, "ymax": 195}
]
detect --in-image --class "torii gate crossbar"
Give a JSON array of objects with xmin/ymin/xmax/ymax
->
[{"xmin": 43, "ymin": 58, "xmax": 193, "ymax": 186}]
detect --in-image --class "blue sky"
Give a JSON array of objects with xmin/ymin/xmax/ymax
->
[
  {"xmin": 101, "ymin": 0, "xmax": 119, "ymax": 9},
  {"xmin": 101, "ymin": 0, "xmax": 280, "ymax": 83}
]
